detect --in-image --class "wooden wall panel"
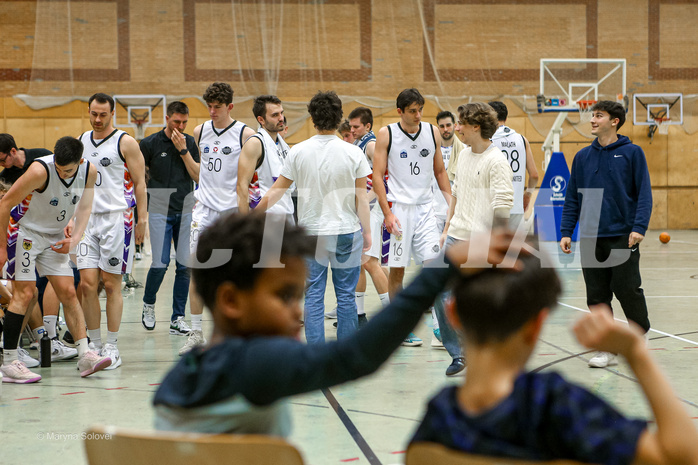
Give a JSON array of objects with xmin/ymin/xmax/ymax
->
[
  {"xmin": 667, "ymin": 189, "xmax": 698, "ymax": 229},
  {"xmin": 648, "ymin": 187, "xmax": 667, "ymax": 230}
]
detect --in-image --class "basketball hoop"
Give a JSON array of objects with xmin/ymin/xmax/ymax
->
[
  {"xmin": 576, "ymin": 100, "xmax": 596, "ymax": 123},
  {"xmin": 130, "ymin": 110, "xmax": 150, "ymax": 141},
  {"xmin": 655, "ymin": 117, "xmax": 671, "ymax": 135}
]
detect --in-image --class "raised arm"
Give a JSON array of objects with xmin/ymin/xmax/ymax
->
[
  {"xmin": 120, "ymin": 135, "xmax": 148, "ymax": 245},
  {"xmin": 171, "ymin": 128, "xmax": 200, "ymax": 184},
  {"xmin": 237, "ymin": 135, "xmax": 263, "ymax": 213}
]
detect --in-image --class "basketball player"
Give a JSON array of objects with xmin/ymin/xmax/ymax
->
[
  {"xmin": 179, "ymin": 82, "xmax": 255, "ymax": 356},
  {"xmin": 76, "ymin": 93, "xmax": 148, "ymax": 370},
  {"xmin": 372, "ymin": 88, "xmax": 451, "ymax": 346},
  {"xmin": 338, "ymin": 120, "xmax": 354, "ymax": 143},
  {"xmin": 0, "ymin": 136, "xmax": 112, "ymax": 383},
  {"xmin": 237, "ymin": 95, "xmax": 292, "ymax": 219},
  {"xmin": 488, "ymin": 101, "xmax": 539, "ymax": 232}
]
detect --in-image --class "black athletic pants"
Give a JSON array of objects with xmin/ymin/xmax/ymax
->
[{"xmin": 580, "ymin": 235, "xmax": 650, "ymax": 332}]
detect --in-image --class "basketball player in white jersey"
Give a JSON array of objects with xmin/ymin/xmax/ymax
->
[
  {"xmin": 77, "ymin": 93, "xmax": 148, "ymax": 371},
  {"xmin": 372, "ymin": 88, "xmax": 451, "ymax": 347},
  {"xmin": 0, "ymin": 137, "xmax": 112, "ymax": 383},
  {"xmin": 179, "ymin": 82, "xmax": 255, "ymax": 355},
  {"xmin": 237, "ymin": 94, "xmax": 293, "ymax": 219},
  {"xmin": 488, "ymin": 101, "xmax": 539, "ymax": 232}
]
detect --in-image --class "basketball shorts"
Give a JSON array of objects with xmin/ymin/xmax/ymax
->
[
  {"xmin": 365, "ymin": 205, "xmax": 390, "ymax": 265},
  {"xmin": 7, "ymin": 224, "xmax": 73, "ymax": 281},
  {"xmin": 189, "ymin": 202, "xmax": 238, "ymax": 257},
  {"xmin": 388, "ymin": 202, "xmax": 441, "ymax": 267},
  {"xmin": 76, "ymin": 210, "xmax": 134, "ymax": 275}
]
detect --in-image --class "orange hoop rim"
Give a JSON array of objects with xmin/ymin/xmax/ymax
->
[{"xmin": 576, "ymin": 99, "xmax": 597, "ymax": 110}]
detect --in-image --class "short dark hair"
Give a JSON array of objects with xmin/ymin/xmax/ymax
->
[
  {"xmin": 203, "ymin": 82, "xmax": 234, "ymax": 105},
  {"xmin": 487, "ymin": 101, "xmax": 508, "ymax": 122},
  {"xmin": 457, "ymin": 102, "xmax": 499, "ymax": 140},
  {"xmin": 347, "ymin": 107, "xmax": 373, "ymax": 128},
  {"xmin": 0, "ymin": 133, "xmax": 18, "ymax": 154},
  {"xmin": 338, "ymin": 120, "xmax": 351, "ymax": 135},
  {"xmin": 53, "ymin": 136, "xmax": 84, "ymax": 166},
  {"xmin": 192, "ymin": 212, "xmax": 315, "ymax": 311},
  {"xmin": 88, "ymin": 93, "xmax": 114, "ymax": 112},
  {"xmin": 307, "ymin": 91, "xmax": 343, "ymax": 131},
  {"xmin": 453, "ymin": 253, "xmax": 562, "ymax": 346},
  {"xmin": 396, "ymin": 88, "xmax": 425, "ymax": 112},
  {"xmin": 253, "ymin": 95, "xmax": 282, "ymax": 120},
  {"xmin": 167, "ymin": 101, "xmax": 189, "ymax": 117},
  {"xmin": 436, "ymin": 110, "xmax": 455, "ymax": 124},
  {"xmin": 591, "ymin": 100, "xmax": 626, "ymax": 129}
]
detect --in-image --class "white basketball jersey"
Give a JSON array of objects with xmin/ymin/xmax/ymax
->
[
  {"xmin": 196, "ymin": 120, "xmax": 248, "ymax": 212},
  {"xmin": 431, "ymin": 144, "xmax": 453, "ymax": 219},
  {"xmin": 12, "ymin": 155, "xmax": 90, "ymax": 234},
  {"xmin": 386, "ymin": 122, "xmax": 437, "ymax": 205},
  {"xmin": 80, "ymin": 129, "xmax": 133, "ymax": 213},
  {"xmin": 492, "ymin": 126, "xmax": 526, "ymax": 214},
  {"xmin": 248, "ymin": 129, "xmax": 293, "ymax": 215}
]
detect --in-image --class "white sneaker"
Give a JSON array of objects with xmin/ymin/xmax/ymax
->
[
  {"xmin": 17, "ymin": 348, "xmax": 40, "ymax": 368},
  {"xmin": 178, "ymin": 330, "xmax": 206, "ymax": 356},
  {"xmin": 142, "ymin": 303, "xmax": 156, "ymax": 330},
  {"xmin": 1, "ymin": 360, "xmax": 41, "ymax": 383},
  {"xmin": 588, "ymin": 351, "xmax": 618, "ymax": 368},
  {"xmin": 77, "ymin": 351, "xmax": 112, "ymax": 377},
  {"xmin": 100, "ymin": 343, "xmax": 122, "ymax": 370},
  {"xmin": 169, "ymin": 316, "xmax": 191, "ymax": 336},
  {"xmin": 324, "ymin": 308, "xmax": 337, "ymax": 319},
  {"xmin": 51, "ymin": 338, "xmax": 78, "ymax": 361}
]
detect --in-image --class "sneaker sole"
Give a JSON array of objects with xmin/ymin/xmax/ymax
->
[
  {"xmin": 142, "ymin": 321, "xmax": 156, "ymax": 331},
  {"xmin": 2, "ymin": 374, "xmax": 42, "ymax": 384},
  {"xmin": 80, "ymin": 358, "xmax": 112, "ymax": 377},
  {"xmin": 20, "ymin": 360, "xmax": 40, "ymax": 369},
  {"xmin": 401, "ymin": 340, "xmax": 423, "ymax": 347},
  {"xmin": 588, "ymin": 360, "xmax": 618, "ymax": 368},
  {"xmin": 52, "ymin": 353, "xmax": 79, "ymax": 361},
  {"xmin": 324, "ymin": 314, "xmax": 337, "ymax": 320},
  {"xmin": 169, "ymin": 328, "xmax": 191, "ymax": 336}
]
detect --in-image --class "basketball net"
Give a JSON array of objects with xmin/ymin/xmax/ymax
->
[
  {"xmin": 130, "ymin": 110, "xmax": 150, "ymax": 141},
  {"xmin": 656, "ymin": 117, "xmax": 670, "ymax": 135},
  {"xmin": 576, "ymin": 100, "xmax": 596, "ymax": 123}
]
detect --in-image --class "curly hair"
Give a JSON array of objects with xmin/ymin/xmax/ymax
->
[
  {"xmin": 457, "ymin": 102, "xmax": 499, "ymax": 140},
  {"xmin": 203, "ymin": 82, "xmax": 234, "ymax": 105},
  {"xmin": 307, "ymin": 91, "xmax": 343, "ymax": 131}
]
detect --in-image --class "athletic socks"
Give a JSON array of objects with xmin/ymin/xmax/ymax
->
[
  {"xmin": 191, "ymin": 314, "xmax": 202, "ymax": 331},
  {"xmin": 32, "ymin": 326, "xmax": 47, "ymax": 341},
  {"xmin": 355, "ymin": 292, "xmax": 365, "ymax": 316},
  {"xmin": 379, "ymin": 292, "xmax": 390, "ymax": 307},
  {"xmin": 88, "ymin": 329, "xmax": 102, "ymax": 350},
  {"xmin": 106, "ymin": 331, "xmax": 118, "ymax": 345},
  {"xmin": 43, "ymin": 315, "xmax": 58, "ymax": 338},
  {"xmin": 76, "ymin": 338, "xmax": 89, "ymax": 357}
]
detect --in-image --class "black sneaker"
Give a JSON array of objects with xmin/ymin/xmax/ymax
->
[
  {"xmin": 333, "ymin": 314, "xmax": 368, "ymax": 329},
  {"xmin": 446, "ymin": 357, "xmax": 466, "ymax": 376}
]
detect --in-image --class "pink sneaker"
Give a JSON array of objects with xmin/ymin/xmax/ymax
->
[
  {"xmin": 1, "ymin": 360, "xmax": 42, "ymax": 384},
  {"xmin": 77, "ymin": 351, "xmax": 112, "ymax": 377}
]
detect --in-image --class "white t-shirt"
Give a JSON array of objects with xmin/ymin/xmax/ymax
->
[{"xmin": 280, "ymin": 135, "xmax": 371, "ymax": 235}]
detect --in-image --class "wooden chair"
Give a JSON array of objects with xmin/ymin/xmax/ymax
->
[
  {"xmin": 406, "ymin": 442, "xmax": 594, "ymax": 465},
  {"xmin": 83, "ymin": 425, "xmax": 304, "ymax": 465}
]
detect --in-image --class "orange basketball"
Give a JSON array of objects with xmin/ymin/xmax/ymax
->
[{"xmin": 659, "ymin": 232, "xmax": 671, "ymax": 244}]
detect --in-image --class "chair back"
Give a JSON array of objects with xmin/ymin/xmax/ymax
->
[{"xmin": 406, "ymin": 442, "xmax": 595, "ymax": 465}]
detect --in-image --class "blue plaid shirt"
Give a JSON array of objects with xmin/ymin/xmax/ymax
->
[{"xmin": 412, "ymin": 371, "xmax": 646, "ymax": 465}]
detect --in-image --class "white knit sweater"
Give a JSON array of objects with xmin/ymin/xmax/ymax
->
[{"xmin": 448, "ymin": 144, "xmax": 514, "ymax": 240}]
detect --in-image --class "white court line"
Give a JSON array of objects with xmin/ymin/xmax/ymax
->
[{"xmin": 558, "ymin": 302, "xmax": 698, "ymax": 346}]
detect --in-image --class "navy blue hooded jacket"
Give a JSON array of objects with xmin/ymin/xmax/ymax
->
[{"xmin": 560, "ymin": 135, "xmax": 652, "ymax": 238}]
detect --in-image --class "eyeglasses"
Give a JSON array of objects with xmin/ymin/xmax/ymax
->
[{"xmin": 0, "ymin": 153, "xmax": 10, "ymax": 164}]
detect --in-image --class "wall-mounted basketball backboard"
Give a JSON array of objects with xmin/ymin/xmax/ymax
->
[
  {"xmin": 537, "ymin": 58, "xmax": 627, "ymax": 114},
  {"xmin": 113, "ymin": 94, "xmax": 167, "ymax": 140},
  {"xmin": 632, "ymin": 93, "xmax": 682, "ymax": 140}
]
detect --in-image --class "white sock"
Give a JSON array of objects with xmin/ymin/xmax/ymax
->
[
  {"xmin": 88, "ymin": 329, "xmax": 102, "ymax": 349},
  {"xmin": 379, "ymin": 292, "xmax": 390, "ymax": 307},
  {"xmin": 106, "ymin": 331, "xmax": 118, "ymax": 345},
  {"xmin": 44, "ymin": 315, "xmax": 58, "ymax": 338},
  {"xmin": 32, "ymin": 326, "xmax": 47, "ymax": 341},
  {"xmin": 431, "ymin": 308, "xmax": 440, "ymax": 330},
  {"xmin": 191, "ymin": 314, "xmax": 202, "ymax": 331},
  {"xmin": 3, "ymin": 349, "xmax": 17, "ymax": 364},
  {"xmin": 76, "ymin": 338, "xmax": 89, "ymax": 357},
  {"xmin": 355, "ymin": 292, "xmax": 365, "ymax": 315}
]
